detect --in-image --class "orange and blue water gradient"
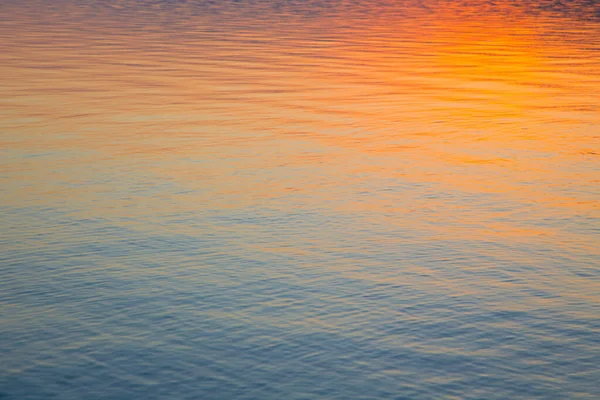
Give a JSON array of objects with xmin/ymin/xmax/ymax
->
[{"xmin": 1, "ymin": 1, "xmax": 599, "ymax": 399}]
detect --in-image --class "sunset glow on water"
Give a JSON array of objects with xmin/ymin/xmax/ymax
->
[{"xmin": 1, "ymin": 1, "xmax": 599, "ymax": 399}]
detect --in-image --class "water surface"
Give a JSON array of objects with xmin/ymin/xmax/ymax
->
[{"xmin": 1, "ymin": 1, "xmax": 599, "ymax": 399}]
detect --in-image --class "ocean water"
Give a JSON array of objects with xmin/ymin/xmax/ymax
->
[{"xmin": 1, "ymin": 1, "xmax": 599, "ymax": 399}]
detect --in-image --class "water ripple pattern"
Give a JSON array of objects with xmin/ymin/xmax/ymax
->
[{"xmin": 1, "ymin": 1, "xmax": 599, "ymax": 399}]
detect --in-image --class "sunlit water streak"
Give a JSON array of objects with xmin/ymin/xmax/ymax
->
[{"xmin": 1, "ymin": 1, "xmax": 599, "ymax": 399}]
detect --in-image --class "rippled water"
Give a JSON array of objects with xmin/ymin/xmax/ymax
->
[{"xmin": 1, "ymin": 1, "xmax": 599, "ymax": 399}]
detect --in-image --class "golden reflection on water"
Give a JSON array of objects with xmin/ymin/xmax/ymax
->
[
  {"xmin": 2, "ymin": 3, "xmax": 599, "ymax": 233},
  {"xmin": 0, "ymin": 8, "xmax": 598, "ymax": 251}
]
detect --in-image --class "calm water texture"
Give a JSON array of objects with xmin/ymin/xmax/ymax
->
[{"xmin": 1, "ymin": 1, "xmax": 599, "ymax": 399}]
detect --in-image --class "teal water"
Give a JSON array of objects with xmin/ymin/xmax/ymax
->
[{"xmin": 1, "ymin": 1, "xmax": 599, "ymax": 399}]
